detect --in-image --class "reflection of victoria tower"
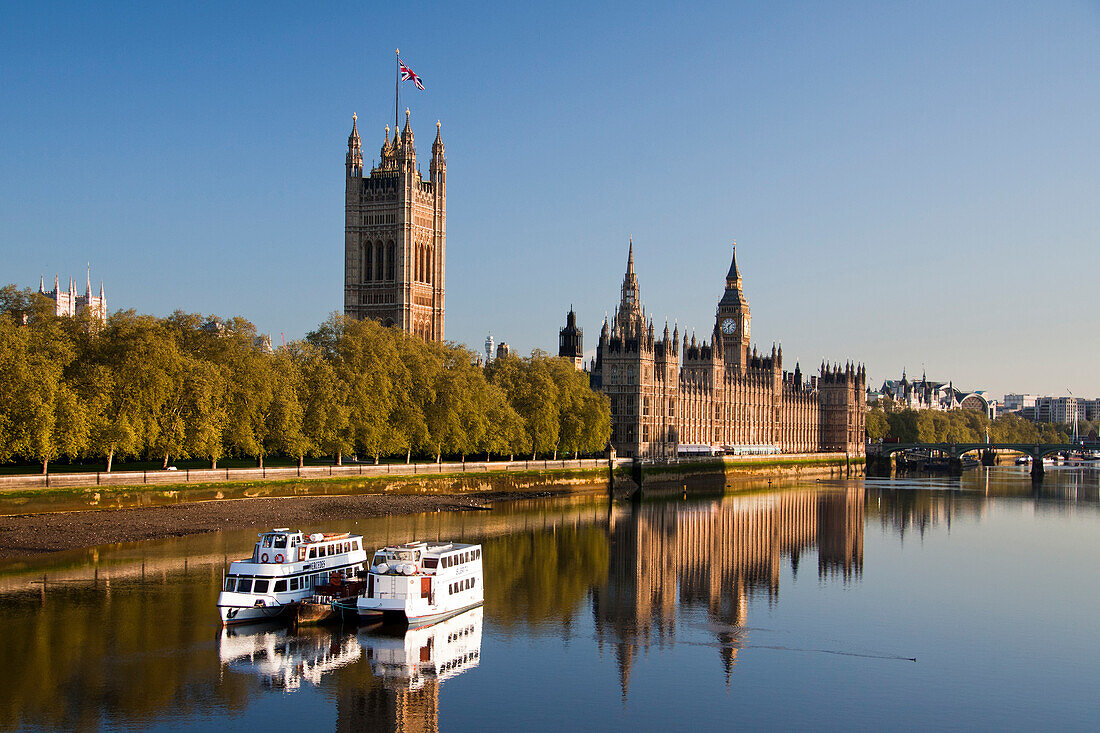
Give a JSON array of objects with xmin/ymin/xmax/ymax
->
[{"xmin": 344, "ymin": 110, "xmax": 446, "ymax": 341}]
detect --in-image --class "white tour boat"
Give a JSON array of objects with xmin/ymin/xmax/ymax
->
[
  {"xmin": 218, "ymin": 528, "xmax": 368, "ymax": 625},
  {"xmin": 356, "ymin": 541, "xmax": 484, "ymax": 624}
]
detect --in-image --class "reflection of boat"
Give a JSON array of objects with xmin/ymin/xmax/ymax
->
[
  {"xmin": 1015, "ymin": 456, "xmax": 1032, "ymax": 465},
  {"xmin": 218, "ymin": 528, "xmax": 369, "ymax": 625},
  {"xmin": 357, "ymin": 541, "xmax": 484, "ymax": 625},
  {"xmin": 218, "ymin": 625, "xmax": 362, "ymax": 691},
  {"xmin": 358, "ymin": 606, "xmax": 483, "ymax": 692}
]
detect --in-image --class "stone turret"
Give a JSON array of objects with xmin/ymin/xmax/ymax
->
[{"xmin": 346, "ymin": 114, "xmax": 363, "ymax": 177}]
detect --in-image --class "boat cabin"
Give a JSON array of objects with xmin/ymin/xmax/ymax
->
[{"xmin": 250, "ymin": 528, "xmax": 364, "ymax": 565}]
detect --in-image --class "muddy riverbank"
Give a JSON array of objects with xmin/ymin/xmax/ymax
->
[{"xmin": 0, "ymin": 488, "xmax": 582, "ymax": 559}]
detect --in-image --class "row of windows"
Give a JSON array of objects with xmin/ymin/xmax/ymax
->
[
  {"xmin": 441, "ymin": 548, "xmax": 480, "ymax": 568},
  {"xmin": 304, "ymin": 540, "xmax": 358, "ymax": 560},
  {"xmin": 449, "ymin": 577, "xmax": 476, "ymax": 595},
  {"xmin": 448, "ymin": 624, "xmax": 476, "ymax": 643},
  {"xmin": 225, "ymin": 566, "xmax": 361, "ymax": 595},
  {"xmin": 441, "ymin": 650, "xmax": 479, "ymax": 672},
  {"xmin": 360, "ymin": 241, "xmax": 397, "ymax": 282}
]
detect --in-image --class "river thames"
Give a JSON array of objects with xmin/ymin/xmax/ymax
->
[{"xmin": 2, "ymin": 465, "xmax": 1098, "ymax": 731}]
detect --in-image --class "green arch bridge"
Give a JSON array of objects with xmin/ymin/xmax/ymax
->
[{"xmin": 867, "ymin": 441, "xmax": 1100, "ymax": 475}]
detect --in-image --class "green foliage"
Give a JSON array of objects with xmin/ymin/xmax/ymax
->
[
  {"xmin": 872, "ymin": 406, "xmax": 1070, "ymax": 444},
  {"xmin": 0, "ymin": 294, "xmax": 611, "ymax": 471}
]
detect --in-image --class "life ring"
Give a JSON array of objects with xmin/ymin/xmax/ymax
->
[
  {"xmin": 275, "ymin": 553, "xmax": 284, "ymax": 563},
  {"xmin": 261, "ymin": 553, "xmax": 269, "ymax": 563}
]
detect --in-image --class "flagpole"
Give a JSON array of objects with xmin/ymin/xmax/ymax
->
[{"xmin": 395, "ymin": 48, "xmax": 400, "ymax": 133}]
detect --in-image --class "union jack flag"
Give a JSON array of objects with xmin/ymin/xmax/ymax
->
[{"xmin": 399, "ymin": 61, "xmax": 424, "ymax": 90}]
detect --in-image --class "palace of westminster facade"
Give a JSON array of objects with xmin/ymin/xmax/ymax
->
[
  {"xmin": 342, "ymin": 110, "xmax": 864, "ymax": 458},
  {"xmin": 580, "ymin": 243, "xmax": 866, "ymax": 458}
]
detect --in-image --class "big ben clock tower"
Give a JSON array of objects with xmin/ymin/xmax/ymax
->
[{"xmin": 716, "ymin": 244, "xmax": 751, "ymax": 373}]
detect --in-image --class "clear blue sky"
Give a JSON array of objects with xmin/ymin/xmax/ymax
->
[{"xmin": 2, "ymin": 1, "xmax": 1098, "ymax": 399}]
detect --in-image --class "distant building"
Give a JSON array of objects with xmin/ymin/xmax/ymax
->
[
  {"xmin": 1004, "ymin": 394, "xmax": 1039, "ymax": 412},
  {"xmin": 1014, "ymin": 396, "xmax": 1097, "ymax": 425},
  {"xmin": 875, "ymin": 371, "xmax": 994, "ymax": 418},
  {"xmin": 1037, "ymin": 396, "xmax": 1081, "ymax": 425},
  {"xmin": 496, "ymin": 342, "xmax": 511, "ymax": 359},
  {"xmin": 39, "ymin": 270, "xmax": 106, "ymax": 324},
  {"xmin": 558, "ymin": 307, "xmax": 583, "ymax": 370},
  {"xmin": 484, "ymin": 333, "xmax": 494, "ymax": 364}
]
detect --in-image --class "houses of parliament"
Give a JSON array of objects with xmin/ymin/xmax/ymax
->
[
  {"xmin": 582, "ymin": 243, "xmax": 866, "ymax": 458},
  {"xmin": 340, "ymin": 110, "xmax": 864, "ymax": 458}
]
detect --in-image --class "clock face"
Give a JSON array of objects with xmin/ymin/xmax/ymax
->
[{"xmin": 721, "ymin": 318, "xmax": 737, "ymax": 335}]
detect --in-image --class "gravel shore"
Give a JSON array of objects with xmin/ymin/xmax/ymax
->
[{"xmin": 0, "ymin": 490, "xmax": 566, "ymax": 559}]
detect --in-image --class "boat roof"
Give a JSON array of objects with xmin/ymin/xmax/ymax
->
[
  {"xmin": 375, "ymin": 541, "xmax": 479, "ymax": 556},
  {"xmin": 255, "ymin": 529, "xmax": 361, "ymax": 542}
]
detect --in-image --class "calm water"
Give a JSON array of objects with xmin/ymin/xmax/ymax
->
[{"xmin": 3, "ymin": 466, "xmax": 1099, "ymax": 732}]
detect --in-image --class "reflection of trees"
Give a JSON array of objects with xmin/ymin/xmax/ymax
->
[
  {"xmin": 594, "ymin": 488, "xmax": 865, "ymax": 695},
  {"xmin": 0, "ymin": 566, "xmax": 250, "ymax": 732},
  {"xmin": 481, "ymin": 525, "xmax": 609, "ymax": 630}
]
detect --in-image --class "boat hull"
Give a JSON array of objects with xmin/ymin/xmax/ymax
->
[
  {"xmin": 218, "ymin": 601, "xmax": 290, "ymax": 625},
  {"xmin": 359, "ymin": 600, "xmax": 484, "ymax": 628}
]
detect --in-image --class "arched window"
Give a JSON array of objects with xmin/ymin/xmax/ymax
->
[
  {"xmin": 386, "ymin": 242, "xmax": 395, "ymax": 280},
  {"xmin": 374, "ymin": 242, "xmax": 384, "ymax": 281},
  {"xmin": 362, "ymin": 242, "xmax": 372, "ymax": 282},
  {"xmin": 425, "ymin": 245, "xmax": 432, "ymax": 284}
]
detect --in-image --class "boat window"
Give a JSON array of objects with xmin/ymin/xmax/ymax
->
[
  {"xmin": 423, "ymin": 558, "xmax": 438, "ymax": 568},
  {"xmin": 354, "ymin": 540, "xmax": 360, "ymax": 551},
  {"xmin": 475, "ymin": 549, "xmax": 480, "ymax": 559},
  {"xmin": 309, "ymin": 548, "xmax": 317, "ymax": 559},
  {"xmin": 274, "ymin": 580, "xmax": 287, "ymax": 592},
  {"xmin": 273, "ymin": 536, "xmax": 287, "ymax": 549},
  {"xmin": 223, "ymin": 577, "xmax": 235, "ymax": 592},
  {"xmin": 253, "ymin": 579, "xmax": 269, "ymax": 593},
  {"xmin": 290, "ymin": 578, "xmax": 299, "ymax": 591},
  {"xmin": 372, "ymin": 554, "xmax": 385, "ymax": 566},
  {"xmin": 262, "ymin": 536, "xmax": 273, "ymax": 548},
  {"xmin": 236, "ymin": 578, "xmax": 253, "ymax": 593}
]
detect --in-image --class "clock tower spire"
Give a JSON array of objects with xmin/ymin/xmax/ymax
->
[{"xmin": 716, "ymin": 243, "xmax": 751, "ymax": 373}]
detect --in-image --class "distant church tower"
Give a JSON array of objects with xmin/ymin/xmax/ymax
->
[
  {"xmin": 344, "ymin": 110, "xmax": 446, "ymax": 341},
  {"xmin": 558, "ymin": 307, "xmax": 583, "ymax": 369}
]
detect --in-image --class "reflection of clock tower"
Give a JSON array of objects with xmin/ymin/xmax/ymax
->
[{"xmin": 716, "ymin": 245, "xmax": 750, "ymax": 373}]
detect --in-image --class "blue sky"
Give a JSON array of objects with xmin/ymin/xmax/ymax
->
[{"xmin": 2, "ymin": 1, "xmax": 1098, "ymax": 398}]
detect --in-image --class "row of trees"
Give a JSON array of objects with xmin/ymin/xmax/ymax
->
[
  {"xmin": 0, "ymin": 286, "xmax": 611, "ymax": 473},
  {"xmin": 866, "ymin": 405, "xmax": 1070, "ymax": 445}
]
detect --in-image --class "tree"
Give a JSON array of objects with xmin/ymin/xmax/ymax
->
[
  {"xmin": 291, "ymin": 341, "xmax": 352, "ymax": 466},
  {"xmin": 866, "ymin": 407, "xmax": 889, "ymax": 442},
  {"xmin": 490, "ymin": 353, "xmax": 560, "ymax": 459},
  {"xmin": 263, "ymin": 349, "xmax": 308, "ymax": 468}
]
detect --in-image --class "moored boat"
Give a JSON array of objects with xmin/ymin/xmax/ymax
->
[
  {"xmin": 218, "ymin": 528, "xmax": 369, "ymax": 625},
  {"xmin": 356, "ymin": 541, "xmax": 483, "ymax": 625}
]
